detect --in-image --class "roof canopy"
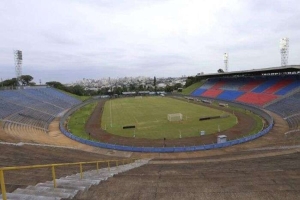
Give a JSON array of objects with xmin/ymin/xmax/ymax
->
[{"xmin": 197, "ymin": 65, "xmax": 300, "ymax": 79}]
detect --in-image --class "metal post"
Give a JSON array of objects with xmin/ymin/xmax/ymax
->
[
  {"xmin": 96, "ymin": 162, "xmax": 99, "ymax": 174},
  {"xmin": 0, "ymin": 170, "xmax": 7, "ymax": 200},
  {"xmin": 79, "ymin": 163, "xmax": 83, "ymax": 179},
  {"xmin": 51, "ymin": 166, "xmax": 57, "ymax": 188},
  {"xmin": 116, "ymin": 160, "xmax": 118, "ymax": 169},
  {"xmin": 108, "ymin": 161, "xmax": 110, "ymax": 172}
]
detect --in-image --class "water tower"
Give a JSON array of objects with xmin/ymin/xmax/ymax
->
[{"xmin": 280, "ymin": 38, "xmax": 289, "ymax": 66}]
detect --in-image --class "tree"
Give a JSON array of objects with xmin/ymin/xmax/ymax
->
[
  {"xmin": 113, "ymin": 87, "xmax": 123, "ymax": 95},
  {"xmin": 138, "ymin": 85, "xmax": 144, "ymax": 91},
  {"xmin": 122, "ymin": 85, "xmax": 128, "ymax": 92},
  {"xmin": 20, "ymin": 75, "xmax": 33, "ymax": 85},
  {"xmin": 173, "ymin": 83, "xmax": 182, "ymax": 90},
  {"xmin": 46, "ymin": 81, "xmax": 64, "ymax": 89},
  {"xmin": 164, "ymin": 85, "xmax": 173, "ymax": 92},
  {"xmin": 129, "ymin": 84, "xmax": 136, "ymax": 91},
  {"xmin": 2, "ymin": 78, "xmax": 18, "ymax": 87},
  {"xmin": 69, "ymin": 85, "xmax": 85, "ymax": 96},
  {"xmin": 153, "ymin": 76, "xmax": 157, "ymax": 94},
  {"xmin": 218, "ymin": 69, "xmax": 225, "ymax": 73},
  {"xmin": 28, "ymin": 82, "xmax": 36, "ymax": 86}
]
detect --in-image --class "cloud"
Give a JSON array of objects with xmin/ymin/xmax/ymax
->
[{"xmin": 0, "ymin": 0, "xmax": 299, "ymax": 83}]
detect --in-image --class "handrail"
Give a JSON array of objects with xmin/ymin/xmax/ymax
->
[{"xmin": 0, "ymin": 158, "xmax": 139, "ymax": 200}]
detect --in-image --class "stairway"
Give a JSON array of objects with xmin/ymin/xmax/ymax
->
[{"xmin": 0, "ymin": 159, "xmax": 151, "ymax": 200}]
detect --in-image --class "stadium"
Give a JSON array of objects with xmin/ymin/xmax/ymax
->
[{"xmin": 1, "ymin": 64, "xmax": 300, "ymax": 199}]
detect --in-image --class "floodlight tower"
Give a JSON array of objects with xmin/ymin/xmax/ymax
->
[
  {"xmin": 223, "ymin": 53, "xmax": 228, "ymax": 72},
  {"xmin": 280, "ymin": 38, "xmax": 289, "ymax": 66},
  {"xmin": 14, "ymin": 50, "xmax": 23, "ymax": 85}
]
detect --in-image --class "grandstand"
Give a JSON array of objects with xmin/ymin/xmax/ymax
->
[
  {"xmin": 191, "ymin": 66, "xmax": 300, "ymax": 130},
  {"xmin": 192, "ymin": 75, "xmax": 300, "ymax": 106},
  {"xmin": 0, "ymin": 87, "xmax": 81, "ymax": 133}
]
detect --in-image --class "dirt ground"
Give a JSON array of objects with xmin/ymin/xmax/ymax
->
[
  {"xmin": 73, "ymin": 151, "xmax": 300, "ymax": 200},
  {"xmin": 86, "ymin": 99, "xmax": 258, "ymax": 147}
]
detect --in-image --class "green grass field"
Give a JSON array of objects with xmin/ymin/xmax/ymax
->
[
  {"xmin": 101, "ymin": 97, "xmax": 237, "ymax": 139},
  {"xmin": 68, "ymin": 102, "xmax": 97, "ymax": 139}
]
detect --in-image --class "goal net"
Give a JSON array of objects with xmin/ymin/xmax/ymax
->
[{"xmin": 167, "ymin": 113, "xmax": 183, "ymax": 122}]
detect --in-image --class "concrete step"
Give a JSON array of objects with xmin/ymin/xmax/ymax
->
[
  {"xmin": 64, "ymin": 175, "xmax": 108, "ymax": 182},
  {"xmin": 1, "ymin": 193, "xmax": 60, "ymax": 200},
  {"xmin": 36, "ymin": 182, "xmax": 86, "ymax": 191},
  {"xmin": 81, "ymin": 171, "xmax": 115, "ymax": 177},
  {"xmin": 2, "ymin": 159, "xmax": 151, "ymax": 200},
  {"xmin": 75, "ymin": 170, "xmax": 115, "ymax": 178},
  {"xmin": 25, "ymin": 185, "xmax": 78, "ymax": 198},
  {"xmin": 55, "ymin": 178, "xmax": 97, "ymax": 185},
  {"xmin": 59, "ymin": 177, "xmax": 101, "ymax": 185},
  {"xmin": 14, "ymin": 188, "xmax": 72, "ymax": 199}
]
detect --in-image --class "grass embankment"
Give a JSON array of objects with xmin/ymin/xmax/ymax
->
[
  {"xmin": 181, "ymin": 81, "xmax": 205, "ymax": 95},
  {"xmin": 68, "ymin": 102, "xmax": 97, "ymax": 139},
  {"xmin": 57, "ymin": 88, "xmax": 91, "ymax": 101},
  {"xmin": 68, "ymin": 94, "xmax": 91, "ymax": 101},
  {"xmin": 101, "ymin": 97, "xmax": 236, "ymax": 139}
]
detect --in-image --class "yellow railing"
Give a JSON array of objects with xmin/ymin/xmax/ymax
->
[{"xmin": 0, "ymin": 158, "xmax": 138, "ymax": 200}]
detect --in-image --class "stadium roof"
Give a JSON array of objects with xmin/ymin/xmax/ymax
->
[{"xmin": 197, "ymin": 65, "xmax": 300, "ymax": 79}]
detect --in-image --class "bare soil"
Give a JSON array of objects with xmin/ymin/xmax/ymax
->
[{"xmin": 73, "ymin": 151, "xmax": 300, "ymax": 200}]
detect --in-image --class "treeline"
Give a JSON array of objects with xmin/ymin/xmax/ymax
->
[
  {"xmin": 0, "ymin": 75, "xmax": 35, "ymax": 87},
  {"xmin": 45, "ymin": 81, "xmax": 90, "ymax": 96},
  {"xmin": 185, "ymin": 76, "xmax": 206, "ymax": 88}
]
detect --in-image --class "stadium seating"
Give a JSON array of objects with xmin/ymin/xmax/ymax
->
[
  {"xmin": 286, "ymin": 115, "xmax": 300, "ymax": 129},
  {"xmin": 239, "ymin": 80, "xmax": 264, "ymax": 91},
  {"xmin": 265, "ymin": 91, "xmax": 300, "ymax": 118},
  {"xmin": 275, "ymin": 81, "xmax": 300, "ymax": 95},
  {"xmin": 191, "ymin": 88, "xmax": 206, "ymax": 96},
  {"xmin": 191, "ymin": 75, "xmax": 300, "ymax": 107},
  {"xmin": 236, "ymin": 93, "xmax": 278, "ymax": 106},
  {"xmin": 217, "ymin": 90, "xmax": 245, "ymax": 101},
  {"xmin": 201, "ymin": 89, "xmax": 223, "ymax": 98},
  {"xmin": 263, "ymin": 79, "xmax": 293, "ymax": 94},
  {"xmin": 0, "ymin": 87, "xmax": 82, "ymax": 132},
  {"xmin": 199, "ymin": 79, "xmax": 219, "ymax": 89},
  {"xmin": 252, "ymin": 79, "xmax": 279, "ymax": 93},
  {"xmin": 210, "ymin": 81, "xmax": 227, "ymax": 89}
]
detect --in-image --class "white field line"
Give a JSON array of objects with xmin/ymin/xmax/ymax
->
[
  {"xmin": 110, "ymin": 100, "xmax": 112, "ymax": 127},
  {"xmin": 133, "ymin": 117, "xmax": 139, "ymax": 124}
]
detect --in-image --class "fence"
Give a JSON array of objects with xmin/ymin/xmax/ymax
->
[
  {"xmin": 59, "ymin": 96, "xmax": 274, "ymax": 153},
  {"xmin": 0, "ymin": 158, "xmax": 138, "ymax": 200}
]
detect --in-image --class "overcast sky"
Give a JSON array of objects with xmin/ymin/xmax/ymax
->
[{"xmin": 1, "ymin": 0, "xmax": 300, "ymax": 83}]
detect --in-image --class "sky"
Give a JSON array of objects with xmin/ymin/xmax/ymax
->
[{"xmin": 1, "ymin": 0, "xmax": 300, "ymax": 84}]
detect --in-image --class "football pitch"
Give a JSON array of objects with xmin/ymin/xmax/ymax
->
[{"xmin": 101, "ymin": 97, "xmax": 237, "ymax": 139}]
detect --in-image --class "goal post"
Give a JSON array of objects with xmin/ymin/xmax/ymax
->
[{"xmin": 167, "ymin": 113, "xmax": 183, "ymax": 122}]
